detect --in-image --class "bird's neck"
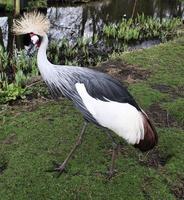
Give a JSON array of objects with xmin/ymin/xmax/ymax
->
[{"xmin": 37, "ymin": 33, "xmax": 55, "ymax": 81}]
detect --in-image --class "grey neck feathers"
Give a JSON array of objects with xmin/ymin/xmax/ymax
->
[{"xmin": 36, "ymin": 33, "xmax": 80, "ymax": 97}]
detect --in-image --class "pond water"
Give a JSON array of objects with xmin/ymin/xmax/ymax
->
[{"xmin": 0, "ymin": 0, "xmax": 184, "ymax": 50}]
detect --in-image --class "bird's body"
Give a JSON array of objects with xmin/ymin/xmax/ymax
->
[
  {"xmin": 13, "ymin": 12, "xmax": 158, "ymax": 176},
  {"xmin": 37, "ymin": 34, "xmax": 157, "ymax": 150}
]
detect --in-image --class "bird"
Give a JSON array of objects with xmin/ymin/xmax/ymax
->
[{"xmin": 13, "ymin": 12, "xmax": 158, "ymax": 177}]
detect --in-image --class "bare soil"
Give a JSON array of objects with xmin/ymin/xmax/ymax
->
[
  {"xmin": 146, "ymin": 103, "xmax": 178, "ymax": 128},
  {"xmin": 152, "ymin": 84, "xmax": 184, "ymax": 98},
  {"xmin": 97, "ymin": 59, "xmax": 151, "ymax": 85},
  {"xmin": 139, "ymin": 148, "xmax": 173, "ymax": 168},
  {"xmin": 171, "ymin": 178, "xmax": 184, "ymax": 199}
]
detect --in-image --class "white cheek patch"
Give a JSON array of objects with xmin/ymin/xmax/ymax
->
[{"xmin": 31, "ymin": 35, "xmax": 39, "ymax": 44}]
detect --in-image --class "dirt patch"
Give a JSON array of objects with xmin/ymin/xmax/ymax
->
[
  {"xmin": 146, "ymin": 103, "xmax": 178, "ymax": 128},
  {"xmin": 97, "ymin": 59, "xmax": 151, "ymax": 84},
  {"xmin": 3, "ymin": 98, "xmax": 54, "ymax": 116},
  {"xmin": 171, "ymin": 178, "xmax": 184, "ymax": 199},
  {"xmin": 0, "ymin": 133, "xmax": 17, "ymax": 145},
  {"xmin": 152, "ymin": 84, "xmax": 184, "ymax": 98},
  {"xmin": 139, "ymin": 148, "xmax": 173, "ymax": 168}
]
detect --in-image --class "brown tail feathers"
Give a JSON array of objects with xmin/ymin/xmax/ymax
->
[{"xmin": 134, "ymin": 112, "xmax": 158, "ymax": 152}]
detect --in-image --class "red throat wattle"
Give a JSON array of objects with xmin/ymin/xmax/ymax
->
[{"xmin": 36, "ymin": 40, "xmax": 41, "ymax": 47}]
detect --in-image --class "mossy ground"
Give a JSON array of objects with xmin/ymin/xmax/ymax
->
[{"xmin": 0, "ymin": 37, "xmax": 184, "ymax": 199}]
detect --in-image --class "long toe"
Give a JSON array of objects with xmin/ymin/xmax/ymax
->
[
  {"xmin": 106, "ymin": 169, "xmax": 118, "ymax": 180},
  {"xmin": 55, "ymin": 165, "xmax": 67, "ymax": 172},
  {"xmin": 54, "ymin": 164, "xmax": 68, "ymax": 176},
  {"xmin": 46, "ymin": 162, "xmax": 67, "ymax": 177}
]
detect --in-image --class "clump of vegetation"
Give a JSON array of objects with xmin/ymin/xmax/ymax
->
[
  {"xmin": 103, "ymin": 14, "xmax": 182, "ymax": 43},
  {"xmin": 26, "ymin": 0, "xmax": 47, "ymax": 9},
  {"xmin": 47, "ymin": 35, "xmax": 105, "ymax": 67},
  {"xmin": 0, "ymin": 46, "xmax": 39, "ymax": 104},
  {"xmin": 0, "ymin": 0, "xmax": 47, "ymax": 11},
  {"xmin": 0, "ymin": 0, "xmax": 14, "ymax": 11}
]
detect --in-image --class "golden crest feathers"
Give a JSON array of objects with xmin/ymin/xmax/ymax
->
[{"xmin": 13, "ymin": 11, "xmax": 50, "ymax": 36}]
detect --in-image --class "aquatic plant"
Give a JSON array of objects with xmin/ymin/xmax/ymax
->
[{"xmin": 103, "ymin": 14, "xmax": 182, "ymax": 43}]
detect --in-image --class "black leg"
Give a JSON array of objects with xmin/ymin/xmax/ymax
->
[
  {"xmin": 106, "ymin": 130, "xmax": 119, "ymax": 179},
  {"xmin": 53, "ymin": 122, "xmax": 87, "ymax": 176}
]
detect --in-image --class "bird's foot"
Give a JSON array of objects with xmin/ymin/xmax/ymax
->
[
  {"xmin": 54, "ymin": 164, "xmax": 67, "ymax": 174},
  {"xmin": 106, "ymin": 169, "xmax": 117, "ymax": 179},
  {"xmin": 46, "ymin": 161, "xmax": 67, "ymax": 177}
]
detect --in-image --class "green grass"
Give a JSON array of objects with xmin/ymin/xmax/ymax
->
[
  {"xmin": 0, "ymin": 37, "xmax": 184, "ymax": 199},
  {"xmin": 162, "ymin": 98, "xmax": 184, "ymax": 127},
  {"xmin": 128, "ymin": 83, "xmax": 168, "ymax": 109},
  {"xmin": 122, "ymin": 38, "xmax": 184, "ymax": 88},
  {"xmin": 122, "ymin": 37, "xmax": 184, "ymax": 126}
]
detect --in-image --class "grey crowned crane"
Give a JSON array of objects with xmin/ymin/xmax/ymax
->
[{"xmin": 13, "ymin": 12, "xmax": 158, "ymax": 177}]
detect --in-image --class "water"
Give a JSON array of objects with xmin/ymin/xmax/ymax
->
[{"xmin": 0, "ymin": 0, "xmax": 184, "ymax": 50}]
